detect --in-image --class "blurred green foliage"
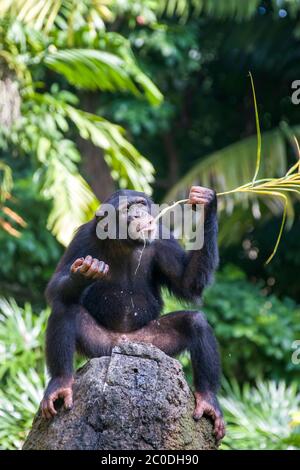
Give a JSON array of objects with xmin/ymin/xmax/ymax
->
[
  {"xmin": 0, "ymin": 299, "xmax": 47, "ymax": 449},
  {"xmin": 0, "ymin": 181, "xmax": 62, "ymax": 301},
  {"xmin": 204, "ymin": 266, "xmax": 300, "ymax": 382},
  {"xmin": 0, "ymin": 0, "xmax": 300, "ymax": 451},
  {"xmin": 220, "ymin": 380, "xmax": 300, "ymax": 450},
  {"xmin": 163, "ymin": 265, "xmax": 300, "ymax": 383}
]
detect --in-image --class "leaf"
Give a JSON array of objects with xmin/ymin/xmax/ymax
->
[
  {"xmin": 220, "ymin": 380, "xmax": 300, "ymax": 450},
  {"xmin": 164, "ymin": 128, "xmax": 287, "ymax": 207},
  {"xmin": 31, "ymin": 91, "xmax": 155, "ymax": 195},
  {"xmin": 0, "ymin": 0, "xmax": 62, "ymax": 32},
  {"xmin": 158, "ymin": 0, "xmax": 300, "ymax": 21},
  {"xmin": 38, "ymin": 139, "xmax": 99, "ymax": 246},
  {"xmin": 249, "ymin": 71, "xmax": 261, "ymax": 185},
  {"xmin": 44, "ymin": 48, "xmax": 163, "ymax": 104}
]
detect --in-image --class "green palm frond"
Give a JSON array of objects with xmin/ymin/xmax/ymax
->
[
  {"xmin": 159, "ymin": 0, "xmax": 300, "ymax": 20},
  {"xmin": 4, "ymin": 85, "xmax": 155, "ymax": 245},
  {"xmin": 7, "ymin": 85, "xmax": 155, "ymax": 245},
  {"xmin": 64, "ymin": 106, "xmax": 155, "ymax": 192},
  {"xmin": 44, "ymin": 48, "xmax": 133, "ymax": 92},
  {"xmin": 44, "ymin": 48, "xmax": 162, "ymax": 104},
  {"xmin": 32, "ymin": 91, "xmax": 155, "ymax": 194},
  {"xmin": 5, "ymin": 90, "xmax": 99, "ymax": 245},
  {"xmin": 0, "ymin": 298, "xmax": 47, "ymax": 378},
  {"xmin": 0, "ymin": 1, "xmax": 160, "ymax": 245},
  {"xmin": 41, "ymin": 142, "xmax": 99, "ymax": 246},
  {"xmin": 220, "ymin": 380, "xmax": 300, "ymax": 450},
  {"xmin": 0, "ymin": 367, "xmax": 46, "ymax": 449},
  {"xmin": 164, "ymin": 127, "xmax": 294, "ymax": 212},
  {"xmin": 0, "ymin": 297, "xmax": 47, "ymax": 449},
  {"xmin": 0, "ymin": 0, "xmax": 114, "ymax": 33},
  {"xmin": 0, "ymin": 0, "xmax": 63, "ymax": 32}
]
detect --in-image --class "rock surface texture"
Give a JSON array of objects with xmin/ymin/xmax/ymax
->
[{"xmin": 23, "ymin": 342, "xmax": 217, "ymax": 450}]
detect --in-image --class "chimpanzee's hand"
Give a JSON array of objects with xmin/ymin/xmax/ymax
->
[
  {"xmin": 70, "ymin": 255, "xmax": 109, "ymax": 280},
  {"xmin": 41, "ymin": 377, "xmax": 74, "ymax": 419},
  {"xmin": 193, "ymin": 391, "xmax": 225, "ymax": 443},
  {"xmin": 188, "ymin": 186, "xmax": 216, "ymax": 208}
]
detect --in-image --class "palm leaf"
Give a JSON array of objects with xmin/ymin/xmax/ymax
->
[
  {"xmin": 32, "ymin": 91, "xmax": 155, "ymax": 195},
  {"xmin": 220, "ymin": 380, "xmax": 300, "ymax": 450},
  {"xmin": 37, "ymin": 139, "xmax": 99, "ymax": 246},
  {"xmin": 0, "ymin": 0, "xmax": 63, "ymax": 31},
  {"xmin": 44, "ymin": 48, "xmax": 162, "ymax": 104},
  {"xmin": 0, "ymin": 0, "xmax": 114, "ymax": 32},
  {"xmin": 64, "ymin": 106, "xmax": 155, "ymax": 193},
  {"xmin": 164, "ymin": 128, "xmax": 288, "ymax": 209},
  {"xmin": 164, "ymin": 125, "xmax": 300, "ymax": 260},
  {"xmin": 159, "ymin": 0, "xmax": 300, "ymax": 20}
]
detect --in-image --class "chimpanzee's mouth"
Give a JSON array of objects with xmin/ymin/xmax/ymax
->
[{"xmin": 138, "ymin": 221, "xmax": 156, "ymax": 233}]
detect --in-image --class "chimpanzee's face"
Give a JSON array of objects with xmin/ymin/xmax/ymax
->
[
  {"xmin": 95, "ymin": 191, "xmax": 158, "ymax": 245},
  {"xmin": 118, "ymin": 197, "xmax": 157, "ymax": 244}
]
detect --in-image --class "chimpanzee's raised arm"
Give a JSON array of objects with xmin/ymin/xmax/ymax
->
[{"xmin": 154, "ymin": 187, "xmax": 219, "ymax": 300}]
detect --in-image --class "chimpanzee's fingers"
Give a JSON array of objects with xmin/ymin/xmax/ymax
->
[
  {"xmin": 90, "ymin": 260, "xmax": 103, "ymax": 279},
  {"xmin": 42, "ymin": 407, "xmax": 51, "ymax": 420},
  {"xmin": 190, "ymin": 186, "xmax": 214, "ymax": 195},
  {"xmin": 189, "ymin": 187, "xmax": 215, "ymax": 202},
  {"xmin": 43, "ymin": 396, "xmax": 57, "ymax": 419},
  {"xmin": 190, "ymin": 189, "xmax": 212, "ymax": 197},
  {"xmin": 214, "ymin": 416, "xmax": 226, "ymax": 442},
  {"xmin": 189, "ymin": 197, "xmax": 213, "ymax": 206},
  {"xmin": 98, "ymin": 260, "xmax": 105, "ymax": 272},
  {"xmin": 70, "ymin": 257, "xmax": 84, "ymax": 273},
  {"xmin": 63, "ymin": 390, "xmax": 73, "ymax": 411},
  {"xmin": 93, "ymin": 261, "xmax": 110, "ymax": 279},
  {"xmin": 103, "ymin": 263, "xmax": 109, "ymax": 275},
  {"xmin": 79, "ymin": 255, "xmax": 93, "ymax": 273},
  {"xmin": 48, "ymin": 394, "xmax": 58, "ymax": 416},
  {"xmin": 41, "ymin": 400, "xmax": 52, "ymax": 420},
  {"xmin": 193, "ymin": 405, "xmax": 204, "ymax": 421},
  {"xmin": 41, "ymin": 400, "xmax": 48, "ymax": 419},
  {"xmin": 189, "ymin": 196, "xmax": 210, "ymax": 205},
  {"xmin": 86, "ymin": 258, "xmax": 100, "ymax": 277}
]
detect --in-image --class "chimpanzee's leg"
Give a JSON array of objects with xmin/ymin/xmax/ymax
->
[
  {"xmin": 75, "ymin": 309, "xmax": 225, "ymax": 441},
  {"xmin": 124, "ymin": 310, "xmax": 225, "ymax": 442},
  {"xmin": 41, "ymin": 301, "xmax": 76, "ymax": 419},
  {"xmin": 75, "ymin": 307, "xmax": 118, "ymax": 357},
  {"xmin": 42, "ymin": 302, "xmax": 117, "ymax": 419},
  {"xmin": 76, "ymin": 309, "xmax": 223, "ymax": 411}
]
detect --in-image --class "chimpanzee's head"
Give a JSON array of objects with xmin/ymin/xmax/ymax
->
[{"xmin": 95, "ymin": 190, "xmax": 158, "ymax": 245}]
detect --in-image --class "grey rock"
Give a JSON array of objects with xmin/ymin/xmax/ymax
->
[{"xmin": 23, "ymin": 342, "xmax": 217, "ymax": 450}]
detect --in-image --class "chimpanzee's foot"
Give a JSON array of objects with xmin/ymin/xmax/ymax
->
[
  {"xmin": 41, "ymin": 376, "xmax": 74, "ymax": 419},
  {"xmin": 193, "ymin": 391, "xmax": 225, "ymax": 443}
]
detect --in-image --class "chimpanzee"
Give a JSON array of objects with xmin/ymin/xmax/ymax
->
[{"xmin": 41, "ymin": 186, "xmax": 225, "ymax": 441}]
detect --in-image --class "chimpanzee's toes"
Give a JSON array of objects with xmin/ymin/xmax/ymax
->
[
  {"xmin": 193, "ymin": 392, "xmax": 225, "ymax": 443},
  {"xmin": 214, "ymin": 415, "xmax": 226, "ymax": 443}
]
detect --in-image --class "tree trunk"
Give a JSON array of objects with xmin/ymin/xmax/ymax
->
[
  {"xmin": 23, "ymin": 342, "xmax": 218, "ymax": 450},
  {"xmin": 78, "ymin": 92, "xmax": 115, "ymax": 201}
]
